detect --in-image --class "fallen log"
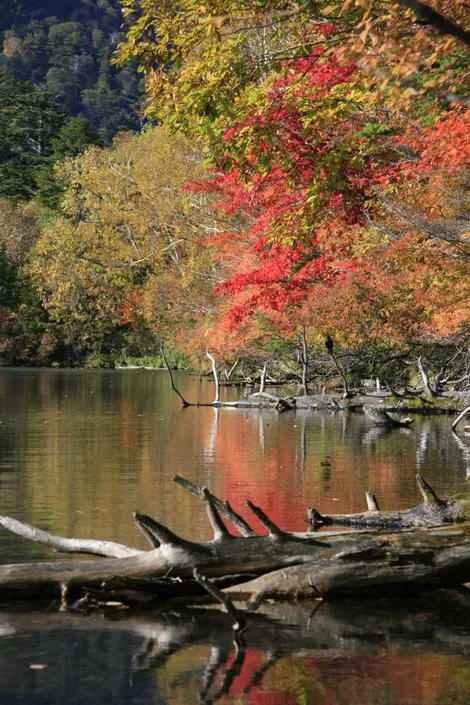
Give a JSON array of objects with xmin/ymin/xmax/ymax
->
[
  {"xmin": 307, "ymin": 475, "xmax": 466, "ymax": 530},
  {"xmin": 161, "ymin": 346, "xmax": 470, "ymax": 415},
  {"xmin": 0, "ymin": 476, "xmax": 470, "ymax": 603}
]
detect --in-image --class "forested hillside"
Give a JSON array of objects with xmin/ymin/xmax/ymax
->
[
  {"xmin": 0, "ymin": 0, "xmax": 143, "ymax": 141},
  {"xmin": 0, "ymin": 0, "xmax": 469, "ymax": 391}
]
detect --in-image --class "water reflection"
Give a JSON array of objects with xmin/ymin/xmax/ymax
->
[
  {"xmin": 0, "ymin": 368, "xmax": 468, "ymax": 549},
  {"xmin": 451, "ymin": 432, "xmax": 470, "ymax": 477},
  {"xmin": 0, "ymin": 369, "xmax": 470, "ymax": 703},
  {"xmin": 0, "ymin": 594, "xmax": 470, "ymax": 705}
]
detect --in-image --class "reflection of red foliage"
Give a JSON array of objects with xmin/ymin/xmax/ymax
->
[
  {"xmin": 210, "ymin": 413, "xmax": 307, "ymax": 533},
  {"xmin": 214, "ymin": 650, "xmax": 298, "ymax": 705},
  {"xmin": 212, "ymin": 650, "xmax": 453, "ymax": 705}
]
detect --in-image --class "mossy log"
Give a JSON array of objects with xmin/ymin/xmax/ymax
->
[{"xmin": 0, "ymin": 476, "xmax": 470, "ymax": 605}]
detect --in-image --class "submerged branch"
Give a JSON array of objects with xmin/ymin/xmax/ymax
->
[{"xmin": 160, "ymin": 343, "xmax": 191, "ymax": 407}]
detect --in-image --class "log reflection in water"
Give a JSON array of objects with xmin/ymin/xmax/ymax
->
[{"xmin": 0, "ymin": 593, "xmax": 470, "ymax": 703}]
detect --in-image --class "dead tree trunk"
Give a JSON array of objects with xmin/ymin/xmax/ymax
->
[
  {"xmin": 206, "ymin": 349, "xmax": 220, "ymax": 403},
  {"xmin": 259, "ymin": 362, "xmax": 268, "ymax": 394},
  {"xmin": 160, "ymin": 343, "xmax": 191, "ymax": 407},
  {"xmin": 327, "ymin": 348, "xmax": 351, "ymax": 398},
  {"xmin": 417, "ymin": 356, "xmax": 439, "ymax": 397},
  {"xmin": 0, "ymin": 476, "xmax": 470, "ymax": 604},
  {"xmin": 300, "ymin": 326, "xmax": 309, "ymax": 396},
  {"xmin": 224, "ymin": 358, "xmax": 239, "ymax": 381}
]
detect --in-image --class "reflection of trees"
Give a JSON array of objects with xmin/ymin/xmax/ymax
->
[
  {"xmin": 452, "ymin": 432, "xmax": 470, "ymax": 477},
  {"xmin": 2, "ymin": 370, "xmax": 470, "ymax": 565},
  {"xmin": 204, "ymin": 408, "xmax": 219, "ymax": 472},
  {"xmin": 1, "ymin": 596, "xmax": 470, "ymax": 705}
]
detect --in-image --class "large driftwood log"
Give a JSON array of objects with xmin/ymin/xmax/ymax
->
[{"xmin": 0, "ymin": 476, "xmax": 470, "ymax": 603}]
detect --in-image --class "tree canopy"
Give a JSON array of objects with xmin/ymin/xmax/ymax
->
[
  {"xmin": 1, "ymin": 0, "xmax": 469, "ymax": 373},
  {"xmin": 28, "ymin": 127, "xmax": 230, "ymax": 360},
  {"xmin": 114, "ymin": 0, "xmax": 469, "ymax": 363}
]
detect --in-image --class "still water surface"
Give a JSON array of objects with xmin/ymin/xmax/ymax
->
[{"xmin": 0, "ymin": 369, "xmax": 469, "ymax": 704}]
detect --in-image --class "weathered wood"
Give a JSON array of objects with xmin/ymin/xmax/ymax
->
[
  {"xmin": 453, "ymin": 405, "xmax": 470, "ymax": 433},
  {"xmin": 173, "ymin": 475, "xmax": 257, "ymax": 537},
  {"xmin": 300, "ymin": 325, "xmax": 309, "ymax": 396},
  {"xmin": 0, "ymin": 516, "xmax": 142, "ymax": 558},
  {"xmin": 307, "ymin": 474, "xmax": 465, "ymax": 529},
  {"xmin": 206, "ymin": 349, "xmax": 220, "ymax": 403},
  {"xmin": 160, "ymin": 343, "xmax": 191, "ymax": 407},
  {"xmin": 0, "ymin": 475, "xmax": 470, "ymax": 603},
  {"xmin": 194, "ymin": 568, "xmax": 247, "ymax": 641},
  {"xmin": 161, "ymin": 348, "xmax": 469, "ymax": 415},
  {"xmin": 363, "ymin": 404, "xmax": 414, "ymax": 427},
  {"xmin": 259, "ymin": 361, "xmax": 268, "ymax": 393},
  {"xmin": 226, "ymin": 526, "xmax": 470, "ymax": 603},
  {"xmin": 275, "ymin": 396, "xmax": 296, "ymax": 412},
  {"xmin": 417, "ymin": 356, "xmax": 439, "ymax": 397}
]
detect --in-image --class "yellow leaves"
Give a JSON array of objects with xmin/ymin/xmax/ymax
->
[
  {"xmin": 0, "ymin": 198, "xmax": 41, "ymax": 265},
  {"xmin": 28, "ymin": 126, "xmax": 232, "ymax": 338},
  {"xmin": 359, "ymin": 19, "xmax": 372, "ymax": 45}
]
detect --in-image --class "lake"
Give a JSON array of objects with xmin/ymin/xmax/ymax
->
[{"xmin": 0, "ymin": 368, "xmax": 469, "ymax": 704}]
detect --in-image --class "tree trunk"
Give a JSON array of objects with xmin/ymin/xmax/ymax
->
[
  {"xmin": 259, "ymin": 361, "xmax": 268, "ymax": 394},
  {"xmin": 300, "ymin": 325, "xmax": 308, "ymax": 396},
  {"xmin": 206, "ymin": 349, "xmax": 220, "ymax": 403},
  {"xmin": 417, "ymin": 356, "xmax": 438, "ymax": 397},
  {"xmin": 1, "ymin": 476, "xmax": 470, "ymax": 604}
]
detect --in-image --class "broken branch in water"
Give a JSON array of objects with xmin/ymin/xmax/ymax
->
[{"xmin": 452, "ymin": 405, "xmax": 470, "ymax": 434}]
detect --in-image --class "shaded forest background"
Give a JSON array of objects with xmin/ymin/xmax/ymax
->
[{"xmin": 0, "ymin": 0, "xmax": 469, "ymax": 392}]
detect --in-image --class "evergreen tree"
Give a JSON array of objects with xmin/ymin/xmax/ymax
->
[
  {"xmin": 0, "ymin": 76, "xmax": 64, "ymax": 201},
  {"xmin": 37, "ymin": 116, "xmax": 100, "ymax": 208},
  {"xmin": 0, "ymin": 1, "xmax": 143, "ymax": 142}
]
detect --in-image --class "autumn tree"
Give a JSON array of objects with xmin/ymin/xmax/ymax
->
[
  {"xmin": 117, "ymin": 0, "xmax": 469, "ymax": 142},
  {"xmin": 0, "ymin": 199, "xmax": 50, "ymax": 364},
  {"xmin": 115, "ymin": 0, "xmax": 469, "ymax": 374},
  {"xmin": 28, "ymin": 127, "xmax": 231, "ymax": 361}
]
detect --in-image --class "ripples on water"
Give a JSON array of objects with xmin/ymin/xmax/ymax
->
[{"xmin": 0, "ymin": 368, "xmax": 469, "ymax": 704}]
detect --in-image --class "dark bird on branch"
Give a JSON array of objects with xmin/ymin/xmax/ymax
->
[{"xmin": 325, "ymin": 335, "xmax": 334, "ymax": 354}]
